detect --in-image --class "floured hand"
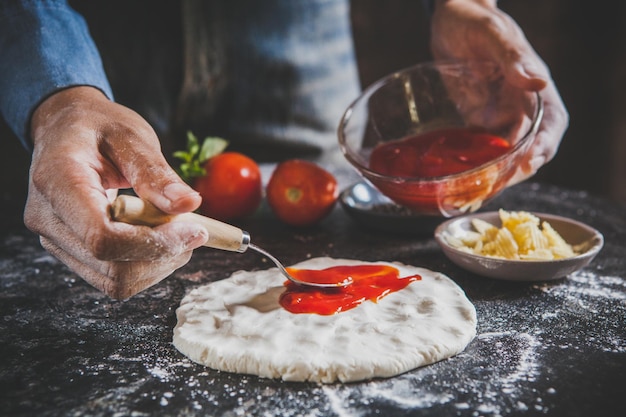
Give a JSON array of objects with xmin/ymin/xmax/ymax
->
[
  {"xmin": 24, "ymin": 86, "xmax": 208, "ymax": 299},
  {"xmin": 430, "ymin": 0, "xmax": 569, "ymax": 183}
]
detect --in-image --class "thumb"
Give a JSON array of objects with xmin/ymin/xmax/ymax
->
[
  {"xmin": 492, "ymin": 30, "xmax": 549, "ymax": 92},
  {"xmin": 503, "ymin": 58, "xmax": 549, "ymax": 92},
  {"xmin": 481, "ymin": 12, "xmax": 549, "ymax": 92},
  {"xmin": 132, "ymin": 161, "xmax": 201, "ymax": 215},
  {"xmin": 105, "ymin": 130, "xmax": 201, "ymax": 215},
  {"xmin": 139, "ymin": 177, "xmax": 202, "ymax": 215}
]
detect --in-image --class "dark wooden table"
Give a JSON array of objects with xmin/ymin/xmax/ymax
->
[{"xmin": 1, "ymin": 180, "xmax": 625, "ymax": 417}]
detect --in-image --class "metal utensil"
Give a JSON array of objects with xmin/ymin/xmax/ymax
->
[{"xmin": 110, "ymin": 195, "xmax": 351, "ymax": 288}]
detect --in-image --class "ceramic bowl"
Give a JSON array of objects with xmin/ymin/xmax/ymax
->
[{"xmin": 434, "ymin": 211, "xmax": 604, "ymax": 281}]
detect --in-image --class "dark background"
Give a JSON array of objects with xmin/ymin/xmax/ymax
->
[{"xmin": 2, "ymin": 0, "xmax": 625, "ymax": 222}]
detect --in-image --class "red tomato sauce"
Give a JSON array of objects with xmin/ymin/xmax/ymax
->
[
  {"xmin": 369, "ymin": 127, "xmax": 511, "ymax": 178},
  {"xmin": 279, "ymin": 265, "xmax": 421, "ymax": 315}
]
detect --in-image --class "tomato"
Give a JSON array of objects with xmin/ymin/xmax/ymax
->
[
  {"xmin": 266, "ymin": 160, "xmax": 338, "ymax": 227},
  {"xmin": 193, "ymin": 152, "xmax": 262, "ymax": 221}
]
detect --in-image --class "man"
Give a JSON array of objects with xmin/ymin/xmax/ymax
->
[{"xmin": 0, "ymin": 0, "xmax": 568, "ymax": 298}]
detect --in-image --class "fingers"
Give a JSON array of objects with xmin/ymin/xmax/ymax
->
[
  {"xmin": 496, "ymin": 48, "xmax": 569, "ymax": 180},
  {"xmin": 25, "ymin": 86, "xmax": 210, "ymax": 298},
  {"xmin": 521, "ymin": 83, "xmax": 569, "ymax": 174},
  {"xmin": 26, "ymin": 186, "xmax": 207, "ymax": 299},
  {"xmin": 474, "ymin": 12, "xmax": 549, "ymax": 92},
  {"xmin": 430, "ymin": 2, "xmax": 569, "ymax": 183},
  {"xmin": 96, "ymin": 109, "xmax": 201, "ymax": 215},
  {"xmin": 29, "ymin": 87, "xmax": 205, "ymax": 247},
  {"xmin": 26, "ymin": 161, "xmax": 207, "ymax": 299},
  {"xmin": 482, "ymin": 12, "xmax": 549, "ymax": 90},
  {"xmin": 25, "ymin": 186, "xmax": 208, "ymax": 261},
  {"xmin": 507, "ymin": 60, "xmax": 548, "ymax": 91},
  {"xmin": 507, "ymin": 81, "xmax": 569, "ymax": 186},
  {"xmin": 431, "ymin": 1, "xmax": 549, "ymax": 91},
  {"xmin": 536, "ymin": 83, "xmax": 570, "ymax": 163}
]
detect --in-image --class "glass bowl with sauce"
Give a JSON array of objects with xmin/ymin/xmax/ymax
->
[{"xmin": 338, "ymin": 61, "xmax": 543, "ymax": 217}]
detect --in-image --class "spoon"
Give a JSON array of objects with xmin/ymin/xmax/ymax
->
[{"xmin": 110, "ymin": 195, "xmax": 352, "ymax": 288}]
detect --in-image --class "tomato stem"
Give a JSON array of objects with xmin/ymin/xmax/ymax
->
[{"xmin": 286, "ymin": 187, "xmax": 303, "ymax": 203}]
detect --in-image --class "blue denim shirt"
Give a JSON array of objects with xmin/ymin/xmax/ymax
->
[
  {"xmin": 0, "ymin": 0, "xmax": 363, "ymax": 158},
  {"xmin": 0, "ymin": 0, "xmax": 113, "ymax": 149}
]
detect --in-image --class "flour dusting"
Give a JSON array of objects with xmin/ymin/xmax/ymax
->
[
  {"xmin": 535, "ymin": 270, "xmax": 626, "ymax": 302},
  {"xmin": 532, "ymin": 269, "xmax": 626, "ymax": 353},
  {"xmin": 61, "ymin": 268, "xmax": 623, "ymax": 417}
]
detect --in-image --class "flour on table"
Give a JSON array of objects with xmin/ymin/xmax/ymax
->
[{"xmin": 172, "ymin": 257, "xmax": 477, "ymax": 383}]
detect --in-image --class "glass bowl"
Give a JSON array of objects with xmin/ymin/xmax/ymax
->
[{"xmin": 338, "ymin": 61, "xmax": 543, "ymax": 217}]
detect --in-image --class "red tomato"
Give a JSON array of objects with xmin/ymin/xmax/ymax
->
[
  {"xmin": 266, "ymin": 160, "xmax": 338, "ymax": 227},
  {"xmin": 193, "ymin": 152, "xmax": 262, "ymax": 221}
]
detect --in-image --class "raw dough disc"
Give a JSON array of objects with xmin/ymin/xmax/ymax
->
[{"xmin": 173, "ymin": 257, "xmax": 477, "ymax": 383}]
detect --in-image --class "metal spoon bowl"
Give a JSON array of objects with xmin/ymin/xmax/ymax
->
[{"xmin": 247, "ymin": 243, "xmax": 352, "ymax": 288}]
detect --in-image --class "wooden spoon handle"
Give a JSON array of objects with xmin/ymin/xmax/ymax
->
[{"xmin": 110, "ymin": 195, "xmax": 249, "ymax": 253}]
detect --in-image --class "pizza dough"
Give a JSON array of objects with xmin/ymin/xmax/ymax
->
[{"xmin": 173, "ymin": 257, "xmax": 477, "ymax": 383}]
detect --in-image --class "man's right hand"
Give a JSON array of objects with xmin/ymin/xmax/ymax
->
[{"xmin": 24, "ymin": 86, "xmax": 208, "ymax": 299}]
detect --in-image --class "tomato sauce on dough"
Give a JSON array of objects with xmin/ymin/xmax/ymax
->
[{"xmin": 279, "ymin": 265, "xmax": 421, "ymax": 315}]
